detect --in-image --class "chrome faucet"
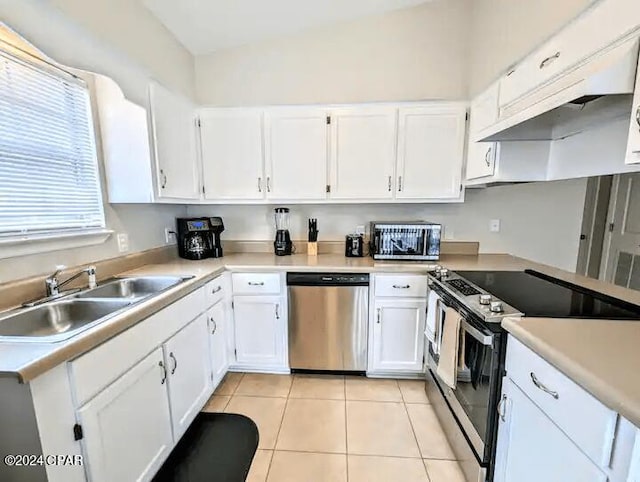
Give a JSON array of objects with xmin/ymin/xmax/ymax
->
[{"xmin": 45, "ymin": 265, "xmax": 97, "ymax": 296}]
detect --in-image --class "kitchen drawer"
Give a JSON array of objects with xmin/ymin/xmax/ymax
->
[
  {"xmin": 205, "ymin": 275, "xmax": 225, "ymax": 307},
  {"xmin": 374, "ymin": 274, "xmax": 428, "ymax": 298},
  {"xmin": 70, "ymin": 286, "xmax": 206, "ymax": 407},
  {"xmin": 232, "ymin": 272, "xmax": 281, "ymax": 295},
  {"xmin": 506, "ymin": 336, "xmax": 617, "ymax": 466}
]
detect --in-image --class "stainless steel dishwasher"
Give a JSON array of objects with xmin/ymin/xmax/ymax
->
[{"xmin": 287, "ymin": 273, "xmax": 369, "ymax": 372}]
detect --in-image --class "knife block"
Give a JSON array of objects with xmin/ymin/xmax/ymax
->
[{"xmin": 307, "ymin": 242, "xmax": 318, "ymax": 256}]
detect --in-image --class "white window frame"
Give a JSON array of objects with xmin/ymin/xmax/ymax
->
[{"xmin": 0, "ymin": 38, "xmax": 112, "ymax": 259}]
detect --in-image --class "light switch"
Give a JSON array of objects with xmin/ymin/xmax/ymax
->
[
  {"xmin": 116, "ymin": 233, "xmax": 129, "ymax": 252},
  {"xmin": 490, "ymin": 219, "xmax": 501, "ymax": 233}
]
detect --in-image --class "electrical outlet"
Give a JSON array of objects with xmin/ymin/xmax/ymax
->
[
  {"xmin": 355, "ymin": 225, "xmax": 365, "ymax": 235},
  {"xmin": 490, "ymin": 219, "xmax": 501, "ymax": 233},
  {"xmin": 443, "ymin": 228, "xmax": 454, "ymax": 240},
  {"xmin": 116, "ymin": 233, "xmax": 129, "ymax": 253},
  {"xmin": 164, "ymin": 228, "xmax": 176, "ymax": 245}
]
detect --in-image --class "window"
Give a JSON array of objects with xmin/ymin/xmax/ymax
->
[{"xmin": 0, "ymin": 46, "xmax": 105, "ymax": 240}]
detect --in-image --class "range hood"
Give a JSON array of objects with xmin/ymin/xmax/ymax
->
[{"xmin": 478, "ymin": 37, "xmax": 640, "ymax": 142}]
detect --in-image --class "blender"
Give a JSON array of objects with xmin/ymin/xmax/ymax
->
[{"xmin": 274, "ymin": 207, "xmax": 292, "ymax": 256}]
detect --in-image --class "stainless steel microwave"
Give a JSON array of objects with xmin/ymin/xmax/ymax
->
[{"xmin": 369, "ymin": 221, "xmax": 441, "ymax": 261}]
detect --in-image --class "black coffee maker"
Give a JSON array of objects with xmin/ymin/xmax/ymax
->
[
  {"xmin": 176, "ymin": 218, "xmax": 212, "ymax": 260},
  {"xmin": 207, "ymin": 217, "xmax": 225, "ymax": 258}
]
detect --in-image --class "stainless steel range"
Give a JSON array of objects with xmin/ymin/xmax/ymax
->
[{"xmin": 425, "ymin": 268, "xmax": 640, "ymax": 482}]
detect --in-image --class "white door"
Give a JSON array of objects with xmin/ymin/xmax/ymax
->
[
  {"xmin": 371, "ymin": 299, "xmax": 426, "ymax": 373},
  {"xmin": 603, "ymin": 173, "xmax": 640, "ymax": 289},
  {"xmin": 207, "ymin": 300, "xmax": 228, "ymax": 390},
  {"xmin": 148, "ymin": 82, "xmax": 200, "ymax": 200},
  {"xmin": 469, "ymin": 82, "xmax": 500, "ymax": 139},
  {"xmin": 329, "ymin": 107, "xmax": 397, "ymax": 200},
  {"xmin": 466, "ymin": 141, "xmax": 497, "ymax": 181},
  {"xmin": 493, "ymin": 378, "xmax": 606, "ymax": 482},
  {"xmin": 626, "ymin": 49, "xmax": 640, "ymax": 165},
  {"xmin": 396, "ymin": 105, "xmax": 466, "ymax": 199},
  {"xmin": 77, "ymin": 348, "xmax": 173, "ymax": 482},
  {"xmin": 233, "ymin": 296, "xmax": 286, "ymax": 368},
  {"xmin": 199, "ymin": 109, "xmax": 265, "ymax": 200},
  {"xmin": 265, "ymin": 108, "xmax": 329, "ymax": 200},
  {"xmin": 164, "ymin": 315, "xmax": 212, "ymax": 439}
]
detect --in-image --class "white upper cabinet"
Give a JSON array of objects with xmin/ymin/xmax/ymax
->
[
  {"xmin": 467, "ymin": 83, "xmax": 500, "ymax": 180},
  {"xmin": 626, "ymin": 49, "xmax": 640, "ymax": 165},
  {"xmin": 199, "ymin": 109, "xmax": 265, "ymax": 200},
  {"xmin": 264, "ymin": 108, "xmax": 329, "ymax": 200},
  {"xmin": 329, "ymin": 107, "xmax": 397, "ymax": 200},
  {"xmin": 148, "ymin": 82, "xmax": 200, "ymax": 200},
  {"xmin": 396, "ymin": 105, "xmax": 466, "ymax": 200}
]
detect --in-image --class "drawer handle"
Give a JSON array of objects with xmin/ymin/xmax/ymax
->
[
  {"xmin": 210, "ymin": 317, "xmax": 217, "ymax": 335},
  {"xmin": 169, "ymin": 352, "xmax": 178, "ymax": 375},
  {"xmin": 485, "ymin": 146, "xmax": 492, "ymax": 166},
  {"xmin": 159, "ymin": 361, "xmax": 167, "ymax": 384},
  {"xmin": 530, "ymin": 372, "xmax": 559, "ymax": 399},
  {"xmin": 497, "ymin": 394, "xmax": 507, "ymax": 422},
  {"xmin": 376, "ymin": 308, "xmax": 381, "ymax": 324},
  {"xmin": 248, "ymin": 281, "xmax": 265, "ymax": 286},
  {"xmin": 392, "ymin": 284, "xmax": 411, "ymax": 289},
  {"xmin": 539, "ymin": 51, "xmax": 560, "ymax": 69},
  {"xmin": 211, "ymin": 285, "xmax": 222, "ymax": 294},
  {"xmin": 275, "ymin": 304, "xmax": 280, "ymax": 319}
]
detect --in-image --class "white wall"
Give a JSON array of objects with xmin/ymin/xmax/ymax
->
[
  {"xmin": 195, "ymin": 0, "xmax": 472, "ymax": 105},
  {"xmin": 0, "ymin": 1, "xmax": 188, "ymax": 283},
  {"xmin": 468, "ymin": 0, "xmax": 595, "ymax": 95},
  {"xmin": 187, "ymin": 178, "xmax": 588, "ymax": 272}
]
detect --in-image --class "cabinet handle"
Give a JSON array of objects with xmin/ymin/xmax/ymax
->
[
  {"xmin": 169, "ymin": 352, "xmax": 178, "ymax": 375},
  {"xmin": 376, "ymin": 308, "xmax": 381, "ymax": 324},
  {"xmin": 258, "ymin": 177, "xmax": 262, "ymax": 193},
  {"xmin": 211, "ymin": 285, "xmax": 222, "ymax": 294},
  {"xmin": 398, "ymin": 176, "xmax": 403, "ymax": 192},
  {"xmin": 160, "ymin": 169, "xmax": 167, "ymax": 189},
  {"xmin": 388, "ymin": 176, "xmax": 392, "ymax": 192},
  {"xmin": 497, "ymin": 394, "xmax": 507, "ymax": 422},
  {"xmin": 485, "ymin": 147, "xmax": 492, "ymax": 166},
  {"xmin": 210, "ymin": 317, "xmax": 217, "ymax": 335},
  {"xmin": 267, "ymin": 176, "xmax": 271, "ymax": 192},
  {"xmin": 530, "ymin": 372, "xmax": 559, "ymax": 399},
  {"xmin": 159, "ymin": 361, "xmax": 167, "ymax": 384},
  {"xmin": 275, "ymin": 304, "xmax": 280, "ymax": 319},
  {"xmin": 539, "ymin": 51, "xmax": 560, "ymax": 69},
  {"xmin": 392, "ymin": 284, "xmax": 411, "ymax": 289},
  {"xmin": 635, "ymin": 105, "xmax": 640, "ymax": 129},
  {"xmin": 248, "ymin": 281, "xmax": 265, "ymax": 286}
]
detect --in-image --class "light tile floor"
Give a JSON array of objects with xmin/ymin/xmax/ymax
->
[{"xmin": 202, "ymin": 373, "xmax": 465, "ymax": 482}]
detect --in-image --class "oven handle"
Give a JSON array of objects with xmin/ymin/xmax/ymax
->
[{"xmin": 461, "ymin": 319, "xmax": 493, "ymax": 346}]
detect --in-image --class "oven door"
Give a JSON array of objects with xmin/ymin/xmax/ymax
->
[{"xmin": 428, "ymin": 287, "xmax": 502, "ymax": 465}]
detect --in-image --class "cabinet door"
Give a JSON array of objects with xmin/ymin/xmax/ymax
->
[
  {"xmin": 396, "ymin": 105, "xmax": 466, "ymax": 199},
  {"xmin": 148, "ymin": 82, "xmax": 200, "ymax": 200},
  {"xmin": 199, "ymin": 109, "xmax": 265, "ymax": 200},
  {"xmin": 371, "ymin": 299, "xmax": 426, "ymax": 373},
  {"xmin": 329, "ymin": 107, "xmax": 397, "ymax": 200},
  {"xmin": 77, "ymin": 348, "xmax": 173, "ymax": 482},
  {"xmin": 469, "ymin": 82, "xmax": 500, "ymax": 139},
  {"xmin": 233, "ymin": 296, "xmax": 286, "ymax": 368},
  {"xmin": 164, "ymin": 315, "xmax": 212, "ymax": 440},
  {"xmin": 265, "ymin": 108, "xmax": 329, "ymax": 200},
  {"xmin": 207, "ymin": 300, "xmax": 228, "ymax": 390},
  {"xmin": 494, "ymin": 378, "xmax": 607, "ymax": 482},
  {"xmin": 466, "ymin": 141, "xmax": 497, "ymax": 180},
  {"xmin": 626, "ymin": 50, "xmax": 640, "ymax": 165}
]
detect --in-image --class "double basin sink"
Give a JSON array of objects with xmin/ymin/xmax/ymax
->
[{"xmin": 0, "ymin": 276, "xmax": 193, "ymax": 343}]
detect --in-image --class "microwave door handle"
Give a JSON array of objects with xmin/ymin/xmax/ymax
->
[{"xmin": 461, "ymin": 319, "xmax": 493, "ymax": 346}]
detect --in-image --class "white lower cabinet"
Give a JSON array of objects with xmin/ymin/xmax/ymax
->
[
  {"xmin": 370, "ymin": 298, "xmax": 426, "ymax": 374},
  {"xmin": 77, "ymin": 348, "xmax": 173, "ymax": 482},
  {"xmin": 208, "ymin": 300, "xmax": 229, "ymax": 388},
  {"xmin": 494, "ymin": 378, "xmax": 606, "ymax": 482},
  {"xmin": 163, "ymin": 315, "xmax": 212, "ymax": 440},
  {"xmin": 232, "ymin": 295, "xmax": 287, "ymax": 370}
]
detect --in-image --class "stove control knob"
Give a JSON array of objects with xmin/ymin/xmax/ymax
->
[
  {"xmin": 479, "ymin": 294, "xmax": 492, "ymax": 305},
  {"xmin": 490, "ymin": 301, "xmax": 504, "ymax": 313}
]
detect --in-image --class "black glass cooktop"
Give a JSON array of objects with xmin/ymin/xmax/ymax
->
[{"xmin": 457, "ymin": 270, "xmax": 640, "ymax": 319}]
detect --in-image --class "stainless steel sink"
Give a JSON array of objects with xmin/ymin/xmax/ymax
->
[
  {"xmin": 0, "ymin": 299, "xmax": 132, "ymax": 342},
  {"xmin": 76, "ymin": 276, "xmax": 187, "ymax": 301}
]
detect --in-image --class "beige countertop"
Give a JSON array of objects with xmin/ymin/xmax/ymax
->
[
  {"xmin": 2, "ymin": 252, "xmax": 639, "ymax": 387},
  {"xmin": 502, "ymin": 317, "xmax": 640, "ymax": 427}
]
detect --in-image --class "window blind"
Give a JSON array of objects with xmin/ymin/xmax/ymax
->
[{"xmin": 0, "ymin": 48, "xmax": 105, "ymax": 237}]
